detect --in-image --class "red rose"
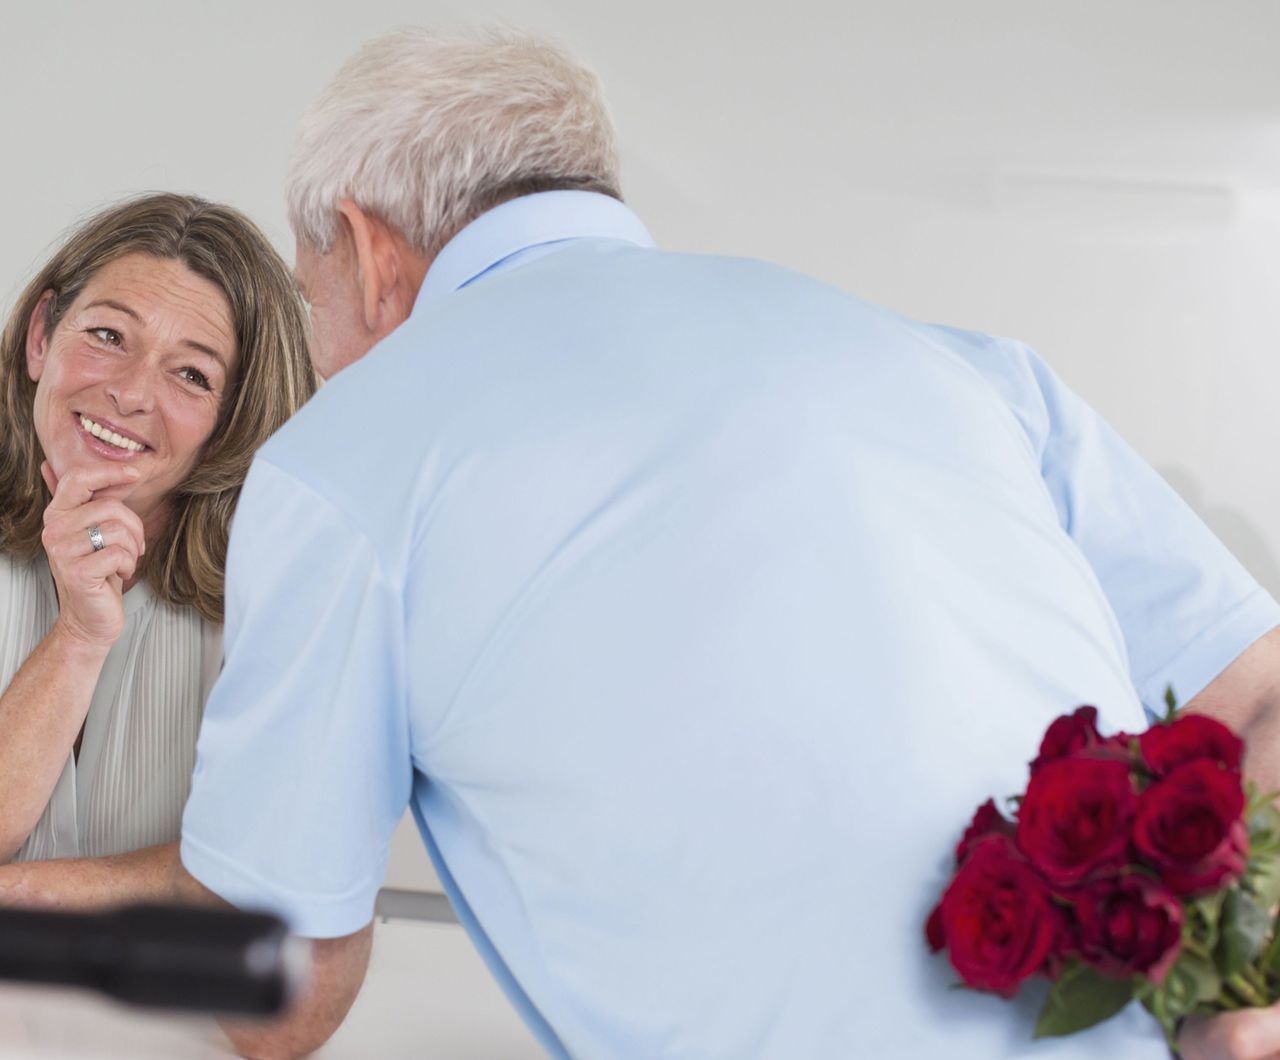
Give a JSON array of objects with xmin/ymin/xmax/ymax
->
[
  {"xmin": 927, "ymin": 836, "xmax": 1063, "ymax": 996},
  {"xmin": 1030, "ymin": 706, "xmax": 1103, "ymax": 772},
  {"xmin": 1099, "ymin": 731, "xmax": 1139, "ymax": 762},
  {"xmin": 1016, "ymin": 756, "xmax": 1137, "ymax": 886},
  {"xmin": 925, "ymin": 904, "xmax": 946, "ymax": 952},
  {"xmin": 1072, "ymin": 875, "xmax": 1183, "ymax": 984},
  {"xmin": 955, "ymin": 799, "xmax": 1016, "ymax": 866},
  {"xmin": 1132, "ymin": 759, "xmax": 1247, "ymax": 895},
  {"xmin": 1139, "ymin": 713, "xmax": 1244, "ymax": 777}
]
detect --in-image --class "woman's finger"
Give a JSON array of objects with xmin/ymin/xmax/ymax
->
[
  {"xmin": 43, "ymin": 498, "xmax": 146, "ymax": 557},
  {"xmin": 42, "ymin": 517, "xmax": 143, "ymax": 567},
  {"xmin": 45, "ymin": 519, "xmax": 138, "ymax": 561},
  {"xmin": 45, "ymin": 464, "xmax": 140, "ymax": 515},
  {"xmin": 66, "ymin": 544, "xmax": 138, "ymax": 586}
]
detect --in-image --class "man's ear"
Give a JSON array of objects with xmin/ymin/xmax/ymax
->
[
  {"xmin": 25, "ymin": 290, "xmax": 55, "ymax": 383},
  {"xmin": 336, "ymin": 200, "xmax": 426, "ymax": 336}
]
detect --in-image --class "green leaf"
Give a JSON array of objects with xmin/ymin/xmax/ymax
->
[
  {"xmin": 1245, "ymin": 852, "xmax": 1280, "ymax": 911},
  {"xmin": 1033, "ymin": 962, "xmax": 1136, "ymax": 1039},
  {"xmin": 1261, "ymin": 920, "xmax": 1280, "ymax": 979},
  {"xmin": 1245, "ymin": 780, "xmax": 1280, "ymax": 815},
  {"xmin": 1182, "ymin": 896, "xmax": 1223, "ymax": 952},
  {"xmin": 1143, "ymin": 986, "xmax": 1184, "ymax": 1052},
  {"xmin": 1146, "ymin": 953, "xmax": 1221, "ymax": 1051},
  {"xmin": 1164, "ymin": 686, "xmax": 1179, "ymax": 721},
  {"xmin": 1139, "ymin": 988, "xmax": 1172, "ymax": 1043},
  {"xmin": 1192, "ymin": 893, "xmax": 1224, "ymax": 919},
  {"xmin": 1176, "ymin": 952, "xmax": 1223, "ymax": 1005},
  {"xmin": 1216, "ymin": 888, "xmax": 1272, "ymax": 978},
  {"xmin": 1245, "ymin": 783, "xmax": 1280, "ymax": 837}
]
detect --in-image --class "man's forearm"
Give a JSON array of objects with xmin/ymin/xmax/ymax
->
[
  {"xmin": 170, "ymin": 863, "xmax": 372, "ymax": 1060},
  {"xmin": 1178, "ymin": 630, "xmax": 1280, "ymax": 1059},
  {"xmin": 220, "ymin": 923, "xmax": 373, "ymax": 1060},
  {"xmin": 0, "ymin": 846, "xmax": 370, "ymax": 1058},
  {"xmin": 0, "ymin": 841, "xmax": 181, "ymax": 911},
  {"xmin": 1185, "ymin": 627, "xmax": 1280, "ymax": 793}
]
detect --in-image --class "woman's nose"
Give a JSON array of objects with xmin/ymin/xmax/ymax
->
[{"xmin": 105, "ymin": 361, "xmax": 158, "ymax": 415}]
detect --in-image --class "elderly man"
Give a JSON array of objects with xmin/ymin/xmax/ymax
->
[{"xmin": 8, "ymin": 27, "xmax": 1280, "ymax": 1059}]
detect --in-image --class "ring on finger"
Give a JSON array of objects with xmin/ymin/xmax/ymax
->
[{"xmin": 87, "ymin": 525, "xmax": 105, "ymax": 552}]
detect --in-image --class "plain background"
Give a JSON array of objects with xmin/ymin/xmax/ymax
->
[{"xmin": 3, "ymin": 0, "xmax": 1278, "ymax": 892}]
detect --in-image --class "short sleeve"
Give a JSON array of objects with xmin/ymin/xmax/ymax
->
[
  {"xmin": 180, "ymin": 459, "xmax": 412, "ymax": 938},
  {"xmin": 937, "ymin": 326, "xmax": 1280, "ymax": 712}
]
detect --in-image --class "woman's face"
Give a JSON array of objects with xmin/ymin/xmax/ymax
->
[{"xmin": 25, "ymin": 253, "xmax": 238, "ymax": 530}]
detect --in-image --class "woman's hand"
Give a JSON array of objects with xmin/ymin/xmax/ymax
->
[{"xmin": 39, "ymin": 462, "xmax": 145, "ymax": 651}]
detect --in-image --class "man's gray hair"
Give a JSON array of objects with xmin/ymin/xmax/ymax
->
[{"xmin": 286, "ymin": 28, "xmax": 622, "ymax": 258}]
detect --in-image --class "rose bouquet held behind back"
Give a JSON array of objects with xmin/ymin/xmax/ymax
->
[{"xmin": 926, "ymin": 694, "xmax": 1280, "ymax": 1050}]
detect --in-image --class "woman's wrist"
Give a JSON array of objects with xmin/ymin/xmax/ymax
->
[{"xmin": 45, "ymin": 618, "xmax": 115, "ymax": 667}]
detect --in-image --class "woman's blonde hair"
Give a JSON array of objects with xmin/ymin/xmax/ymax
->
[{"xmin": 0, "ymin": 193, "xmax": 317, "ymax": 623}]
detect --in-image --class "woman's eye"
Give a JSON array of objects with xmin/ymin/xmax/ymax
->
[
  {"xmin": 86, "ymin": 327, "xmax": 123, "ymax": 347},
  {"xmin": 178, "ymin": 366, "xmax": 212, "ymax": 391}
]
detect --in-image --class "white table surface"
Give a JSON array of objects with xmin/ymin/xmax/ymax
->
[{"xmin": 0, "ymin": 918, "xmax": 545, "ymax": 1059}]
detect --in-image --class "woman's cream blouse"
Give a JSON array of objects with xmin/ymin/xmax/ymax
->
[{"xmin": 1, "ymin": 552, "xmax": 222, "ymax": 861}]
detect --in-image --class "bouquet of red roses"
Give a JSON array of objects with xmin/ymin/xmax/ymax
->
[{"xmin": 926, "ymin": 695, "xmax": 1280, "ymax": 1050}]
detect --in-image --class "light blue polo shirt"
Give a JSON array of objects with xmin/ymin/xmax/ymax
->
[{"xmin": 182, "ymin": 191, "xmax": 1278, "ymax": 1058}]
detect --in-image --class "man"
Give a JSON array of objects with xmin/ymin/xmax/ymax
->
[{"xmin": 8, "ymin": 27, "xmax": 1280, "ymax": 1059}]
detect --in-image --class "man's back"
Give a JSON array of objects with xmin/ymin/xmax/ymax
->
[{"xmin": 193, "ymin": 232, "xmax": 1177, "ymax": 1056}]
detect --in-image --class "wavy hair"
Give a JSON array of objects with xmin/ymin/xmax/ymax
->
[
  {"xmin": 286, "ymin": 27, "xmax": 621, "ymax": 257},
  {"xmin": 0, "ymin": 193, "xmax": 317, "ymax": 623}
]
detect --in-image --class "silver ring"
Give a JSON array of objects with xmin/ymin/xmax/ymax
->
[{"xmin": 87, "ymin": 525, "xmax": 105, "ymax": 552}]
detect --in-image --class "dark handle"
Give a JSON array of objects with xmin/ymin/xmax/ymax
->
[{"xmin": 0, "ymin": 904, "xmax": 304, "ymax": 1015}]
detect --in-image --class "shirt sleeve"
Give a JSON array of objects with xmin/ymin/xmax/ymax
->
[
  {"xmin": 935, "ymin": 325, "xmax": 1280, "ymax": 713},
  {"xmin": 180, "ymin": 458, "xmax": 412, "ymax": 938}
]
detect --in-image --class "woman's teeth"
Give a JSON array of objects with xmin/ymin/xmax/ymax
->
[{"xmin": 79, "ymin": 415, "xmax": 145, "ymax": 453}]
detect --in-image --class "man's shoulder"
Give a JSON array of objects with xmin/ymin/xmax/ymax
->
[{"xmin": 447, "ymin": 238, "xmax": 886, "ymax": 327}]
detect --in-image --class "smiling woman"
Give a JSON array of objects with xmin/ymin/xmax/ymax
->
[
  {"xmin": 0, "ymin": 194, "xmax": 316, "ymax": 867},
  {"xmin": 28, "ymin": 255, "xmax": 238, "ymax": 548}
]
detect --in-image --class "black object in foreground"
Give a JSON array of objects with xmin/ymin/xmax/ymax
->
[{"xmin": 0, "ymin": 904, "xmax": 305, "ymax": 1015}]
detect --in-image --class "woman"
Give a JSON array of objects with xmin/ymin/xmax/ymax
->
[{"xmin": 0, "ymin": 193, "xmax": 315, "ymax": 866}]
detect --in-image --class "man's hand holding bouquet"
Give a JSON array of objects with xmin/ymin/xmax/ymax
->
[{"xmin": 927, "ymin": 695, "xmax": 1280, "ymax": 1055}]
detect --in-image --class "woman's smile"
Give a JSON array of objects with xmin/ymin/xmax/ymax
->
[{"xmin": 74, "ymin": 412, "xmax": 150, "ymax": 458}]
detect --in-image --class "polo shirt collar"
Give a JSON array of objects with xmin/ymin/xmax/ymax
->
[{"xmin": 416, "ymin": 191, "xmax": 656, "ymax": 309}]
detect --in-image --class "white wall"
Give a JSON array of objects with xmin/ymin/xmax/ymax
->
[{"xmin": 6, "ymin": 1, "xmax": 1279, "ymax": 893}]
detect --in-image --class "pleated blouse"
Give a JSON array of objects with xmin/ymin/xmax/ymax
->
[{"xmin": 1, "ymin": 552, "xmax": 222, "ymax": 861}]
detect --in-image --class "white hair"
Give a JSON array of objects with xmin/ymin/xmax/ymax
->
[{"xmin": 286, "ymin": 27, "xmax": 622, "ymax": 257}]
